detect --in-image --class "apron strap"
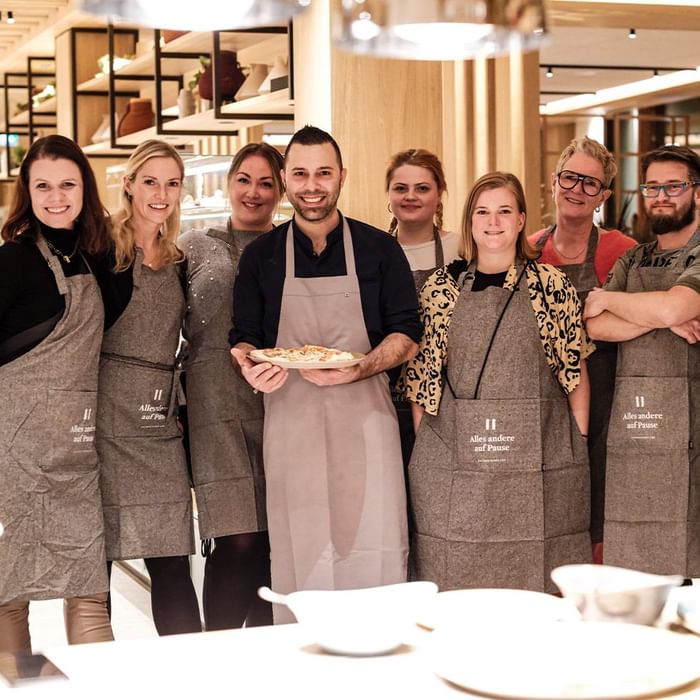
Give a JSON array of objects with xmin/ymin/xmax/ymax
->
[
  {"xmin": 285, "ymin": 217, "xmax": 355, "ymax": 277},
  {"xmin": 433, "ymin": 227, "xmax": 445, "ymax": 268},
  {"xmin": 35, "ymin": 235, "xmax": 69, "ymax": 296},
  {"xmin": 470, "ymin": 262, "xmax": 529, "ymax": 400},
  {"xmin": 0, "ymin": 310, "xmax": 63, "ymax": 364}
]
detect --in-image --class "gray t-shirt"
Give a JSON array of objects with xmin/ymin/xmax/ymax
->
[{"xmin": 604, "ymin": 232, "xmax": 700, "ymax": 295}]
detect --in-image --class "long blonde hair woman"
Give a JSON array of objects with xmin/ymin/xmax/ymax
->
[
  {"xmin": 111, "ymin": 139, "xmax": 185, "ymax": 272},
  {"xmin": 96, "ymin": 139, "xmax": 201, "ymax": 636}
]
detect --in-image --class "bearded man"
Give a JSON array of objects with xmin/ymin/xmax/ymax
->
[{"xmin": 585, "ymin": 144, "xmax": 700, "ymax": 577}]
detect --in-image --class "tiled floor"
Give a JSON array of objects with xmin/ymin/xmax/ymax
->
[{"xmin": 28, "ymin": 564, "xmax": 158, "ymax": 652}]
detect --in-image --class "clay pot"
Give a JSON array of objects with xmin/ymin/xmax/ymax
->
[
  {"xmin": 198, "ymin": 50, "xmax": 245, "ymax": 102},
  {"xmin": 117, "ymin": 98, "xmax": 155, "ymax": 137},
  {"xmin": 162, "ymin": 30, "xmax": 188, "ymax": 44}
]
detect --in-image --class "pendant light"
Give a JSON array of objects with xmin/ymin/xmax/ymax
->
[
  {"xmin": 79, "ymin": 0, "xmax": 311, "ymax": 30},
  {"xmin": 335, "ymin": 0, "xmax": 546, "ymax": 60}
]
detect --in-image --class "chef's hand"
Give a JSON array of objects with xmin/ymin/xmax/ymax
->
[
  {"xmin": 231, "ymin": 346, "xmax": 288, "ymax": 393},
  {"xmin": 583, "ymin": 287, "xmax": 607, "ymax": 320},
  {"xmin": 299, "ymin": 365, "xmax": 361, "ymax": 386},
  {"xmin": 671, "ymin": 318, "xmax": 700, "ymax": 344}
]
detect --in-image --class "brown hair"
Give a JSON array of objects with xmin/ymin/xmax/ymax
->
[
  {"xmin": 641, "ymin": 144, "xmax": 700, "ymax": 183},
  {"xmin": 460, "ymin": 171, "xmax": 537, "ymax": 264},
  {"xmin": 110, "ymin": 140, "xmax": 185, "ymax": 272},
  {"xmin": 228, "ymin": 142, "xmax": 284, "ymax": 196},
  {"xmin": 385, "ymin": 148, "xmax": 447, "ymax": 234},
  {"xmin": 1, "ymin": 134, "xmax": 111, "ymax": 254},
  {"xmin": 555, "ymin": 136, "xmax": 617, "ymax": 188},
  {"xmin": 285, "ymin": 125, "xmax": 343, "ymax": 169}
]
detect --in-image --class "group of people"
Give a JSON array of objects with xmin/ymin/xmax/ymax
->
[{"xmin": 1, "ymin": 123, "xmax": 699, "ymax": 648}]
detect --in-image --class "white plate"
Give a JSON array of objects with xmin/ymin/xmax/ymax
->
[
  {"xmin": 416, "ymin": 588, "xmax": 580, "ymax": 631},
  {"xmin": 431, "ymin": 621, "xmax": 700, "ymax": 700},
  {"xmin": 677, "ymin": 589, "xmax": 700, "ymax": 633},
  {"xmin": 248, "ymin": 349, "xmax": 364, "ymax": 370}
]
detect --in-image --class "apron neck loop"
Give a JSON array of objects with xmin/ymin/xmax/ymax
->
[
  {"xmin": 433, "ymin": 227, "xmax": 445, "ymax": 268},
  {"xmin": 471, "ymin": 261, "xmax": 528, "ymax": 400},
  {"xmin": 36, "ymin": 234, "xmax": 69, "ymax": 296},
  {"xmin": 132, "ymin": 249, "xmax": 144, "ymax": 287},
  {"xmin": 285, "ymin": 217, "xmax": 354, "ymax": 278}
]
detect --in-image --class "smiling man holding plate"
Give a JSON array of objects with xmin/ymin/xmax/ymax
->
[{"xmin": 230, "ymin": 126, "xmax": 421, "ymax": 623}]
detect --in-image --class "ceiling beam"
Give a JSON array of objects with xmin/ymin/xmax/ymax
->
[{"xmin": 546, "ymin": 1, "xmax": 700, "ymax": 30}]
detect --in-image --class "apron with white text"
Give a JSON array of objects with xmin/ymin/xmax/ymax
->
[
  {"xmin": 0, "ymin": 237, "xmax": 107, "ymax": 603},
  {"xmin": 409, "ymin": 261, "xmax": 591, "ymax": 592},
  {"xmin": 605, "ymin": 229, "xmax": 700, "ymax": 575},
  {"xmin": 96, "ymin": 254, "xmax": 194, "ymax": 560}
]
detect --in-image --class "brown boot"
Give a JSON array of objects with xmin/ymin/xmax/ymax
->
[
  {"xmin": 0, "ymin": 600, "xmax": 30, "ymax": 653},
  {"xmin": 63, "ymin": 593, "xmax": 114, "ymax": 645}
]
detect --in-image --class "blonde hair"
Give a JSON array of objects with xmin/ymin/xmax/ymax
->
[
  {"xmin": 111, "ymin": 139, "xmax": 185, "ymax": 272},
  {"xmin": 460, "ymin": 171, "xmax": 537, "ymax": 264},
  {"xmin": 555, "ymin": 136, "xmax": 617, "ymax": 187}
]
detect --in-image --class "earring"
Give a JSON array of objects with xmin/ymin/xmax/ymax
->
[{"xmin": 595, "ymin": 206, "xmax": 601, "ymax": 213}]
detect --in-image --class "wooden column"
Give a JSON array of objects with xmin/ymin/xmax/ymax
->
[{"xmin": 293, "ymin": 7, "xmax": 541, "ymax": 232}]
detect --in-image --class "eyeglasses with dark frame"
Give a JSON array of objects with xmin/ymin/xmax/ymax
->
[
  {"xmin": 639, "ymin": 181, "xmax": 700, "ymax": 198},
  {"xmin": 556, "ymin": 170, "xmax": 606, "ymax": 197}
]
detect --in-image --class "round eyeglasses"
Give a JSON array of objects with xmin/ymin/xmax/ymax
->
[
  {"xmin": 639, "ymin": 181, "xmax": 700, "ymax": 198},
  {"xmin": 556, "ymin": 170, "xmax": 606, "ymax": 196}
]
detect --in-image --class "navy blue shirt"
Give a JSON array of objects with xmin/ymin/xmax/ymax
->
[{"xmin": 230, "ymin": 214, "xmax": 421, "ymax": 349}]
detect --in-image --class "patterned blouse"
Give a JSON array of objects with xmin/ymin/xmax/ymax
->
[{"xmin": 404, "ymin": 259, "xmax": 595, "ymax": 415}]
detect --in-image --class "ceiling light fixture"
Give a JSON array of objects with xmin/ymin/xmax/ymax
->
[
  {"xmin": 7, "ymin": 10, "xmax": 14, "ymax": 24},
  {"xmin": 546, "ymin": 66, "xmax": 553, "ymax": 78},
  {"xmin": 79, "ymin": 0, "xmax": 310, "ymax": 30},
  {"xmin": 628, "ymin": 28, "xmax": 636, "ymax": 39},
  {"xmin": 335, "ymin": 0, "xmax": 547, "ymax": 61}
]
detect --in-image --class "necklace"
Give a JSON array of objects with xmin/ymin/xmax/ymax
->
[
  {"xmin": 45, "ymin": 237, "xmax": 79, "ymax": 263},
  {"xmin": 551, "ymin": 233, "xmax": 587, "ymax": 260}
]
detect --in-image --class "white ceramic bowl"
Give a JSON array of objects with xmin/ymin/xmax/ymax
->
[
  {"xmin": 259, "ymin": 581, "xmax": 438, "ymax": 655},
  {"xmin": 551, "ymin": 564, "xmax": 682, "ymax": 625}
]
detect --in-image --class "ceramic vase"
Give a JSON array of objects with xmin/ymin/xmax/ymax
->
[
  {"xmin": 117, "ymin": 98, "xmax": 155, "ymax": 137},
  {"xmin": 177, "ymin": 88, "xmax": 195, "ymax": 117},
  {"xmin": 235, "ymin": 63, "xmax": 269, "ymax": 101},
  {"xmin": 258, "ymin": 56, "xmax": 288, "ymax": 94},
  {"xmin": 162, "ymin": 30, "xmax": 188, "ymax": 44},
  {"xmin": 198, "ymin": 50, "xmax": 245, "ymax": 101}
]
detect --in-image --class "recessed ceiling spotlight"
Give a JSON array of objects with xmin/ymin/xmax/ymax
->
[
  {"xmin": 546, "ymin": 66, "xmax": 554, "ymax": 78},
  {"xmin": 628, "ymin": 28, "xmax": 636, "ymax": 38},
  {"xmin": 7, "ymin": 10, "xmax": 14, "ymax": 24}
]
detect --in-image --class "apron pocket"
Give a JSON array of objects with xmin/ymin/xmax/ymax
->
[
  {"xmin": 100, "ymin": 360, "xmax": 179, "ymax": 439},
  {"xmin": 608, "ymin": 376, "xmax": 689, "ymax": 451},
  {"xmin": 606, "ymin": 449, "xmax": 688, "ymax": 521},
  {"xmin": 45, "ymin": 389, "xmax": 98, "ymax": 470},
  {"xmin": 455, "ymin": 398, "xmax": 542, "ymax": 471},
  {"xmin": 448, "ymin": 471, "xmax": 545, "ymax": 540}
]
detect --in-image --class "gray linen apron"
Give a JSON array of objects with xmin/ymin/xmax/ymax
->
[
  {"xmin": 0, "ymin": 236, "xmax": 108, "ymax": 603},
  {"xmin": 182, "ymin": 226, "xmax": 266, "ymax": 538},
  {"xmin": 410, "ymin": 228, "xmax": 445, "ymax": 293},
  {"xmin": 409, "ymin": 261, "xmax": 591, "ymax": 592},
  {"xmin": 536, "ymin": 226, "xmax": 617, "ymax": 543},
  {"xmin": 264, "ymin": 220, "xmax": 408, "ymax": 623},
  {"xmin": 96, "ymin": 253, "xmax": 194, "ymax": 560},
  {"xmin": 605, "ymin": 229, "xmax": 700, "ymax": 576}
]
